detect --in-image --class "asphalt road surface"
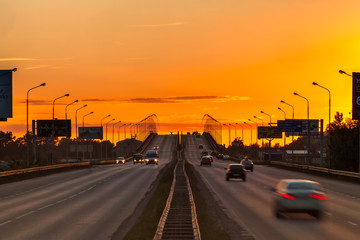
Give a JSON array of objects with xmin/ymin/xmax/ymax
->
[
  {"xmin": 184, "ymin": 135, "xmax": 360, "ymax": 240},
  {"xmin": 0, "ymin": 135, "xmax": 176, "ymax": 240}
]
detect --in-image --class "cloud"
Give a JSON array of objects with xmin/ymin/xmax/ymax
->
[
  {"xmin": 81, "ymin": 98, "xmax": 115, "ymax": 102},
  {"xmin": 0, "ymin": 58, "xmax": 35, "ymax": 61},
  {"xmin": 138, "ymin": 22, "xmax": 187, "ymax": 27},
  {"xmin": 16, "ymin": 99, "xmax": 51, "ymax": 105}
]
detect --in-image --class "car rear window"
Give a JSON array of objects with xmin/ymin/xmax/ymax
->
[
  {"xmin": 287, "ymin": 182, "xmax": 320, "ymax": 190},
  {"xmin": 229, "ymin": 165, "xmax": 244, "ymax": 170}
]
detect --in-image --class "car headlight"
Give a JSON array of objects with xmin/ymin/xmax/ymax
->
[
  {"xmin": 154, "ymin": 159, "xmax": 158, "ymax": 162},
  {"xmin": 145, "ymin": 159, "xmax": 149, "ymax": 162}
]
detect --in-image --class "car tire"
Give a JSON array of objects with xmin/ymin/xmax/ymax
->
[{"xmin": 311, "ymin": 211, "xmax": 322, "ymax": 219}]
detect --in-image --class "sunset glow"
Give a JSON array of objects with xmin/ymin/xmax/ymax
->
[{"xmin": 1, "ymin": 0, "xmax": 360, "ymax": 146}]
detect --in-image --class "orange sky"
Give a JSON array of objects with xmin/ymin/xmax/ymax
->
[{"xmin": 1, "ymin": 0, "xmax": 360, "ymax": 146}]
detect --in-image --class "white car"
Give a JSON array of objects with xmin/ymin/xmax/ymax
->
[
  {"xmin": 223, "ymin": 155, "xmax": 230, "ymax": 160},
  {"xmin": 117, "ymin": 157, "xmax": 125, "ymax": 164},
  {"xmin": 273, "ymin": 179, "xmax": 327, "ymax": 219}
]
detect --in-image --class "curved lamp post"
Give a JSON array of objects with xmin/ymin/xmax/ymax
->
[
  {"xmin": 75, "ymin": 105, "xmax": 87, "ymax": 138},
  {"xmin": 260, "ymin": 111, "xmax": 272, "ymax": 125},
  {"xmin": 248, "ymin": 119, "xmax": 258, "ymax": 145},
  {"xmin": 223, "ymin": 124, "xmax": 231, "ymax": 147},
  {"xmin": 253, "ymin": 116, "xmax": 264, "ymax": 147},
  {"xmin": 294, "ymin": 92, "xmax": 311, "ymax": 164},
  {"xmin": 235, "ymin": 123, "xmax": 244, "ymax": 142},
  {"xmin": 243, "ymin": 122, "xmax": 252, "ymax": 145},
  {"xmin": 113, "ymin": 120, "xmax": 121, "ymax": 144}
]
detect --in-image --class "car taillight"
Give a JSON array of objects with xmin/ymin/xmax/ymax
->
[
  {"xmin": 309, "ymin": 194, "xmax": 327, "ymax": 200},
  {"xmin": 227, "ymin": 171, "xmax": 231, "ymax": 174},
  {"xmin": 279, "ymin": 193, "xmax": 295, "ymax": 199}
]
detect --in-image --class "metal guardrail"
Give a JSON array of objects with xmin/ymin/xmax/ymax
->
[
  {"xmin": 271, "ymin": 161, "xmax": 360, "ymax": 179},
  {"xmin": 0, "ymin": 162, "xmax": 90, "ymax": 177}
]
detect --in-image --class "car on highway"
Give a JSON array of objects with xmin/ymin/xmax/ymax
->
[
  {"xmin": 217, "ymin": 153, "xmax": 224, "ymax": 159},
  {"xmin": 153, "ymin": 145, "xmax": 159, "ymax": 150},
  {"xmin": 240, "ymin": 157, "xmax": 254, "ymax": 172},
  {"xmin": 273, "ymin": 179, "xmax": 327, "ymax": 219},
  {"xmin": 133, "ymin": 153, "xmax": 144, "ymax": 165},
  {"xmin": 223, "ymin": 154, "xmax": 230, "ymax": 160},
  {"xmin": 198, "ymin": 144, "xmax": 204, "ymax": 149},
  {"xmin": 201, "ymin": 150, "xmax": 209, "ymax": 156},
  {"xmin": 117, "ymin": 157, "xmax": 125, "ymax": 164},
  {"xmin": 225, "ymin": 164, "xmax": 246, "ymax": 181},
  {"xmin": 200, "ymin": 155, "xmax": 212, "ymax": 166},
  {"xmin": 144, "ymin": 150, "xmax": 159, "ymax": 165}
]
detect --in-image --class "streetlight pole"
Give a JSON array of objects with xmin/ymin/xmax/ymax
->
[
  {"xmin": 229, "ymin": 123, "xmax": 237, "ymax": 138},
  {"xmin": 254, "ymin": 116, "xmax": 264, "ymax": 147},
  {"xmin": 281, "ymin": 100, "xmax": 295, "ymax": 160},
  {"xmin": 277, "ymin": 107, "xmax": 287, "ymax": 146},
  {"xmin": 248, "ymin": 119, "xmax": 258, "ymax": 145},
  {"xmin": 243, "ymin": 122, "xmax": 252, "ymax": 145},
  {"xmin": 75, "ymin": 105, "xmax": 87, "ymax": 138},
  {"xmin": 82, "ymin": 112, "xmax": 93, "ymax": 128},
  {"xmin": 124, "ymin": 123, "xmax": 132, "ymax": 139},
  {"xmin": 118, "ymin": 123, "xmax": 125, "ymax": 142},
  {"xmin": 312, "ymin": 82, "xmax": 331, "ymax": 132},
  {"xmin": 113, "ymin": 120, "xmax": 121, "ymax": 144},
  {"xmin": 339, "ymin": 70, "xmax": 360, "ymax": 172},
  {"xmin": 294, "ymin": 92, "xmax": 311, "ymax": 164},
  {"xmin": 105, "ymin": 118, "xmax": 115, "ymax": 160},
  {"xmin": 52, "ymin": 93, "xmax": 69, "ymax": 164},
  {"xmin": 223, "ymin": 124, "xmax": 231, "ymax": 147},
  {"xmin": 100, "ymin": 114, "xmax": 111, "ymax": 161},
  {"xmin": 26, "ymin": 83, "xmax": 46, "ymax": 166},
  {"xmin": 260, "ymin": 111, "xmax": 272, "ymax": 125},
  {"xmin": 75, "ymin": 104, "xmax": 87, "ymax": 161},
  {"xmin": 235, "ymin": 123, "xmax": 244, "ymax": 142},
  {"xmin": 65, "ymin": 99, "xmax": 78, "ymax": 138}
]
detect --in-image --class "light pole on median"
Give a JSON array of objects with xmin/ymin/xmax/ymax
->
[
  {"xmin": 312, "ymin": 82, "xmax": 331, "ymax": 132},
  {"xmin": 243, "ymin": 122, "xmax": 252, "ymax": 146},
  {"xmin": 105, "ymin": 118, "xmax": 115, "ymax": 160},
  {"xmin": 229, "ymin": 123, "xmax": 237, "ymax": 138},
  {"xmin": 260, "ymin": 111, "xmax": 272, "ymax": 125},
  {"xmin": 124, "ymin": 123, "xmax": 132, "ymax": 139},
  {"xmin": 26, "ymin": 83, "xmax": 46, "ymax": 167},
  {"xmin": 294, "ymin": 92, "xmax": 311, "ymax": 164},
  {"xmin": 100, "ymin": 114, "xmax": 111, "ymax": 160},
  {"xmin": 118, "ymin": 124, "xmax": 126, "ymax": 142}
]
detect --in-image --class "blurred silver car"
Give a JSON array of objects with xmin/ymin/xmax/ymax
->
[{"xmin": 273, "ymin": 179, "xmax": 327, "ymax": 219}]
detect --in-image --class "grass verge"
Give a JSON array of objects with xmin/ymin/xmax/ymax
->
[
  {"xmin": 185, "ymin": 159, "xmax": 231, "ymax": 240},
  {"xmin": 121, "ymin": 151, "xmax": 177, "ymax": 240}
]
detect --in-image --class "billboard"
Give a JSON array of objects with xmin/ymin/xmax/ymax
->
[
  {"xmin": 37, "ymin": 119, "xmax": 71, "ymax": 137},
  {"xmin": 353, "ymin": 72, "xmax": 360, "ymax": 120},
  {"xmin": 278, "ymin": 119, "xmax": 319, "ymax": 136},
  {"xmin": 0, "ymin": 70, "xmax": 14, "ymax": 119},
  {"xmin": 258, "ymin": 126, "xmax": 282, "ymax": 139},
  {"xmin": 78, "ymin": 127, "xmax": 103, "ymax": 139}
]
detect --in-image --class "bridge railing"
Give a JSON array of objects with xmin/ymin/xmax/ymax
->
[{"xmin": 202, "ymin": 114, "xmax": 222, "ymax": 146}]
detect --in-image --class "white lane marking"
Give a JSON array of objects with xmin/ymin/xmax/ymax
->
[
  {"xmin": 348, "ymin": 221, "xmax": 358, "ymax": 226},
  {"xmin": 68, "ymin": 194, "xmax": 78, "ymax": 199},
  {"xmin": 38, "ymin": 203, "xmax": 54, "ymax": 210},
  {"xmin": 56, "ymin": 199, "xmax": 67, "ymax": 204},
  {"xmin": 0, "ymin": 220, "xmax": 12, "ymax": 227},
  {"xmin": 15, "ymin": 211, "xmax": 35, "ymax": 219}
]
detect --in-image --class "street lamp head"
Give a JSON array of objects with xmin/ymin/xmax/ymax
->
[
  {"xmin": 248, "ymin": 119, "xmax": 251, "ymax": 121},
  {"xmin": 12, "ymin": 68, "xmax": 17, "ymax": 72},
  {"xmin": 74, "ymin": 99, "xmax": 79, "ymax": 103},
  {"xmin": 260, "ymin": 111, "xmax": 264, "ymax": 113},
  {"xmin": 280, "ymin": 100, "xmax": 284, "ymax": 103},
  {"xmin": 293, "ymin": 92, "xmax": 298, "ymax": 96},
  {"xmin": 339, "ymin": 70, "xmax": 346, "ymax": 74},
  {"xmin": 278, "ymin": 107, "xmax": 281, "ymax": 110},
  {"xmin": 40, "ymin": 83, "xmax": 46, "ymax": 87},
  {"xmin": 90, "ymin": 112, "xmax": 94, "ymax": 114},
  {"xmin": 64, "ymin": 93, "xmax": 70, "ymax": 97},
  {"xmin": 312, "ymin": 82, "xmax": 318, "ymax": 86},
  {"xmin": 83, "ymin": 104, "xmax": 87, "ymax": 107}
]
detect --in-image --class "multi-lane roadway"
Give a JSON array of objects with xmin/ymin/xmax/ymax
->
[
  {"xmin": 0, "ymin": 135, "xmax": 175, "ymax": 240},
  {"xmin": 184, "ymin": 135, "xmax": 360, "ymax": 240}
]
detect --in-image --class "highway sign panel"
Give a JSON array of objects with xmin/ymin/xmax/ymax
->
[
  {"xmin": 79, "ymin": 127, "xmax": 103, "ymax": 139},
  {"xmin": 37, "ymin": 119, "xmax": 71, "ymax": 137},
  {"xmin": 258, "ymin": 126, "xmax": 282, "ymax": 139}
]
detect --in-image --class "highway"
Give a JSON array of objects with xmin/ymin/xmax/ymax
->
[
  {"xmin": 0, "ymin": 135, "xmax": 175, "ymax": 240},
  {"xmin": 184, "ymin": 135, "xmax": 360, "ymax": 240}
]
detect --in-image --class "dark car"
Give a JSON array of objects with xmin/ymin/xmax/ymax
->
[
  {"xmin": 133, "ymin": 153, "xmax": 144, "ymax": 164},
  {"xmin": 200, "ymin": 156, "xmax": 212, "ymax": 166},
  {"xmin": 217, "ymin": 153, "xmax": 224, "ymax": 159},
  {"xmin": 198, "ymin": 144, "xmax": 204, "ymax": 149},
  {"xmin": 225, "ymin": 164, "xmax": 246, "ymax": 181},
  {"xmin": 144, "ymin": 150, "xmax": 159, "ymax": 165},
  {"xmin": 240, "ymin": 159, "xmax": 254, "ymax": 172},
  {"xmin": 210, "ymin": 151, "xmax": 217, "ymax": 156},
  {"xmin": 201, "ymin": 150, "xmax": 209, "ymax": 156}
]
